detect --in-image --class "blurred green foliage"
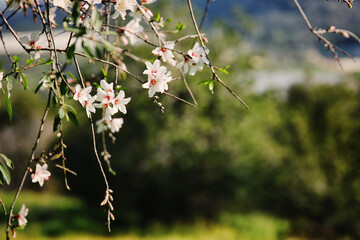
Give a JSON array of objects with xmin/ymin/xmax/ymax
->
[{"xmin": 1, "ymin": 2, "xmax": 360, "ymax": 240}]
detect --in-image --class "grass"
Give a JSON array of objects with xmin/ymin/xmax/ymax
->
[{"xmin": 0, "ymin": 191, "xmax": 290, "ymax": 240}]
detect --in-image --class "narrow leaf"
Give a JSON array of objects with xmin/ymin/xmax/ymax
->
[
  {"xmin": 20, "ymin": 73, "xmax": 28, "ymax": 90},
  {"xmin": 0, "ymin": 163, "xmax": 11, "ymax": 185},
  {"xmin": 0, "ymin": 153, "xmax": 14, "ymax": 169},
  {"xmin": 4, "ymin": 93, "xmax": 12, "ymax": 122}
]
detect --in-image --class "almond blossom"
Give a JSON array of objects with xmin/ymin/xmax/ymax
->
[
  {"xmin": 17, "ymin": 204, "xmax": 29, "ymax": 227},
  {"xmin": 96, "ymin": 118, "xmax": 124, "ymax": 133},
  {"xmin": 123, "ymin": 18, "xmax": 144, "ymax": 45},
  {"xmin": 142, "ymin": 60, "xmax": 172, "ymax": 97},
  {"xmin": 53, "ymin": 0, "xmax": 71, "ymax": 9},
  {"xmin": 141, "ymin": 0, "xmax": 156, "ymax": 4},
  {"xmin": 177, "ymin": 42, "xmax": 209, "ymax": 76},
  {"xmin": 152, "ymin": 42, "xmax": 176, "ymax": 66},
  {"xmin": 31, "ymin": 163, "xmax": 51, "ymax": 187},
  {"xmin": 20, "ymin": 32, "xmax": 41, "ymax": 59},
  {"xmin": 85, "ymin": 96, "xmax": 96, "ymax": 117},
  {"xmin": 113, "ymin": 90, "xmax": 131, "ymax": 114},
  {"xmin": 73, "ymin": 84, "xmax": 92, "ymax": 107},
  {"xmin": 113, "ymin": 0, "xmax": 137, "ymax": 20}
]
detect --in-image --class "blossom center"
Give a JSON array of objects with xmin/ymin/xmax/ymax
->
[
  {"xmin": 161, "ymin": 48, "xmax": 167, "ymax": 53},
  {"xmin": 150, "ymin": 79, "xmax": 157, "ymax": 86},
  {"xmin": 29, "ymin": 40, "xmax": 36, "ymax": 48}
]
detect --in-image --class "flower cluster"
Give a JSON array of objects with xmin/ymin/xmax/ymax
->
[
  {"xmin": 142, "ymin": 60, "xmax": 172, "ymax": 97},
  {"xmin": 73, "ymin": 80, "xmax": 131, "ymax": 133},
  {"xmin": 177, "ymin": 42, "xmax": 209, "ymax": 76}
]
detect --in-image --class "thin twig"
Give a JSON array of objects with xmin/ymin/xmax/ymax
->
[
  {"xmin": 5, "ymin": 90, "xmax": 52, "ymax": 240},
  {"xmin": 180, "ymin": 69, "xmax": 197, "ymax": 106},
  {"xmin": 186, "ymin": 0, "xmax": 249, "ymax": 109},
  {"xmin": 163, "ymin": 91, "xmax": 197, "ymax": 108}
]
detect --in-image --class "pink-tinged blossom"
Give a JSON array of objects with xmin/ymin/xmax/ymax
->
[
  {"xmin": 17, "ymin": 204, "xmax": 29, "ymax": 227},
  {"xmin": 138, "ymin": 5, "xmax": 153, "ymax": 21},
  {"xmin": 85, "ymin": 96, "xmax": 96, "ymax": 118},
  {"xmin": 113, "ymin": 0, "xmax": 137, "ymax": 20},
  {"xmin": 177, "ymin": 42, "xmax": 209, "ymax": 76},
  {"xmin": 143, "ymin": 59, "xmax": 167, "ymax": 78},
  {"xmin": 94, "ymin": 80, "xmax": 117, "ymax": 120},
  {"xmin": 152, "ymin": 42, "xmax": 176, "ymax": 66},
  {"xmin": 123, "ymin": 18, "xmax": 144, "ymax": 45},
  {"xmin": 31, "ymin": 163, "xmax": 51, "ymax": 187},
  {"xmin": 141, "ymin": 0, "xmax": 156, "ymax": 4},
  {"xmin": 142, "ymin": 60, "xmax": 172, "ymax": 97},
  {"xmin": 113, "ymin": 90, "xmax": 131, "ymax": 114},
  {"xmin": 73, "ymin": 84, "xmax": 92, "ymax": 107}
]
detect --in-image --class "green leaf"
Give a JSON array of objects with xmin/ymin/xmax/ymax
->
[
  {"xmin": 13, "ymin": 56, "xmax": 20, "ymax": 63},
  {"xmin": 92, "ymin": 7, "xmax": 102, "ymax": 31},
  {"xmin": 82, "ymin": 41, "xmax": 94, "ymax": 58},
  {"xmin": 0, "ymin": 153, "xmax": 14, "ymax": 169},
  {"xmin": 20, "ymin": 73, "xmax": 28, "ymax": 90},
  {"xmin": 59, "ymin": 108, "xmax": 66, "ymax": 119},
  {"xmin": 40, "ymin": 59, "xmax": 54, "ymax": 66},
  {"xmin": 102, "ymin": 68, "xmax": 108, "ymax": 79},
  {"xmin": 155, "ymin": 13, "xmax": 161, "ymax": 22},
  {"xmin": 68, "ymin": 111, "xmax": 79, "ymax": 126},
  {"xmin": 197, "ymin": 79, "xmax": 213, "ymax": 85},
  {"xmin": 0, "ymin": 163, "xmax": 11, "ymax": 185},
  {"xmin": 35, "ymin": 81, "xmax": 44, "ymax": 94},
  {"xmin": 103, "ymin": 40, "xmax": 114, "ymax": 52},
  {"xmin": 52, "ymin": 94, "xmax": 57, "ymax": 108},
  {"xmin": 3, "ymin": 93, "xmax": 12, "ymax": 122},
  {"xmin": 217, "ymin": 65, "xmax": 231, "ymax": 75},
  {"xmin": 26, "ymin": 57, "xmax": 34, "ymax": 66},
  {"xmin": 66, "ymin": 44, "xmax": 76, "ymax": 62},
  {"xmin": 71, "ymin": 0, "xmax": 80, "ymax": 23},
  {"xmin": 60, "ymin": 78, "xmax": 68, "ymax": 96},
  {"xmin": 53, "ymin": 114, "xmax": 61, "ymax": 132},
  {"xmin": 176, "ymin": 22, "xmax": 185, "ymax": 31},
  {"xmin": 208, "ymin": 81, "xmax": 215, "ymax": 94},
  {"xmin": 166, "ymin": 18, "xmax": 172, "ymax": 23}
]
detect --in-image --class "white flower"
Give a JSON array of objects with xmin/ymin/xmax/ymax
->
[
  {"xmin": 20, "ymin": 33, "xmax": 41, "ymax": 59},
  {"xmin": 177, "ymin": 42, "xmax": 209, "ymax": 76},
  {"xmin": 85, "ymin": 96, "xmax": 96, "ymax": 118},
  {"xmin": 142, "ymin": 60, "xmax": 172, "ymax": 97},
  {"xmin": 73, "ymin": 84, "xmax": 92, "ymax": 107},
  {"xmin": 113, "ymin": 90, "xmax": 131, "ymax": 114},
  {"xmin": 143, "ymin": 59, "xmax": 167, "ymax": 78},
  {"xmin": 47, "ymin": 7, "xmax": 57, "ymax": 27},
  {"xmin": 96, "ymin": 118, "xmax": 124, "ymax": 133},
  {"xmin": 53, "ymin": 0, "xmax": 71, "ymax": 9},
  {"xmin": 113, "ymin": 0, "xmax": 137, "ymax": 20},
  {"xmin": 94, "ymin": 80, "xmax": 117, "ymax": 120},
  {"xmin": 123, "ymin": 18, "xmax": 144, "ymax": 45},
  {"xmin": 85, "ymin": 0, "xmax": 102, "ymax": 5},
  {"xmin": 31, "ymin": 163, "xmax": 51, "ymax": 187},
  {"xmin": 107, "ymin": 118, "xmax": 124, "ymax": 133},
  {"xmin": 17, "ymin": 204, "xmax": 29, "ymax": 227},
  {"xmin": 96, "ymin": 118, "xmax": 107, "ymax": 133},
  {"xmin": 141, "ymin": 0, "xmax": 156, "ymax": 4},
  {"xmin": 152, "ymin": 42, "xmax": 176, "ymax": 66},
  {"xmin": 138, "ymin": 5, "xmax": 153, "ymax": 21}
]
